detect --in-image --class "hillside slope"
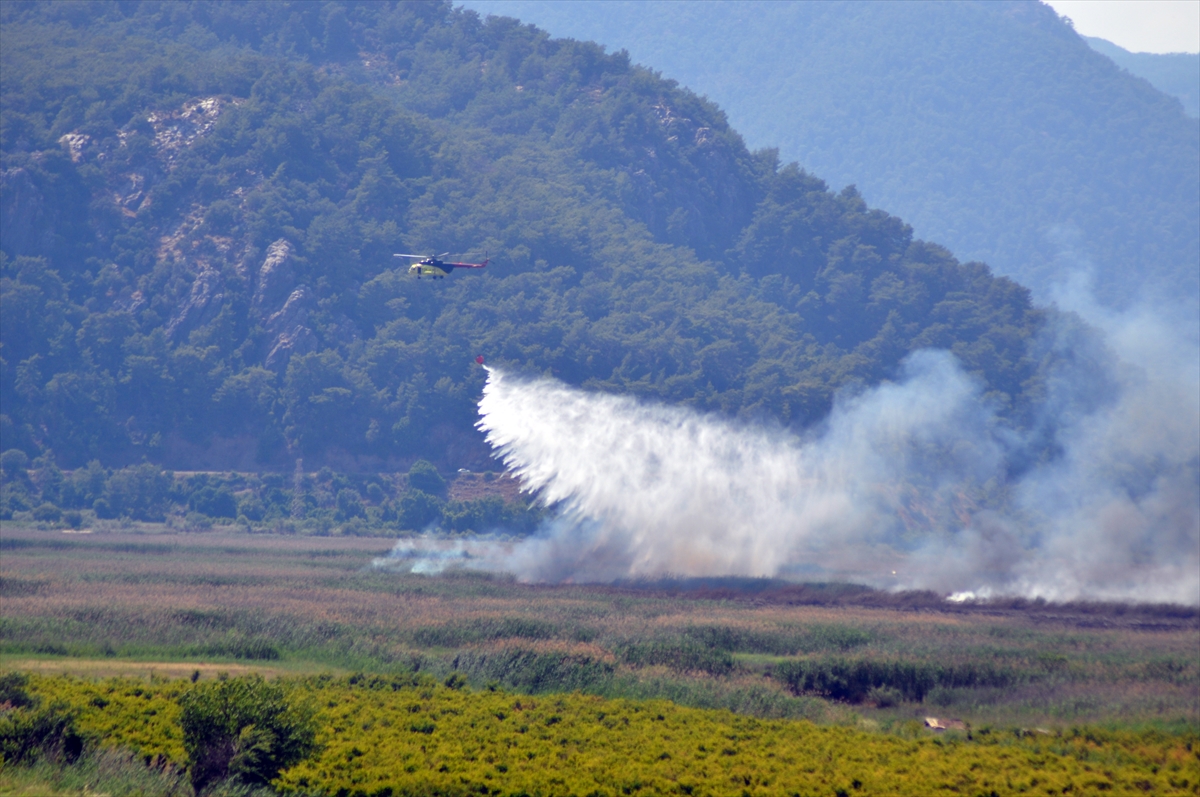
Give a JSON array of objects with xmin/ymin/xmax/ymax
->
[
  {"xmin": 1085, "ymin": 36, "xmax": 1199, "ymax": 118},
  {"xmin": 0, "ymin": 0, "xmax": 1048, "ymax": 474},
  {"xmin": 460, "ymin": 0, "xmax": 1200, "ymax": 309}
]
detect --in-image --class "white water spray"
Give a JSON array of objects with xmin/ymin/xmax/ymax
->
[
  {"xmin": 470, "ymin": 351, "xmax": 1004, "ymax": 585},
  {"xmin": 374, "ymin": 299, "xmax": 1198, "ymax": 602}
]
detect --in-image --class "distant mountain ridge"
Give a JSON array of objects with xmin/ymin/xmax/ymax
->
[
  {"xmin": 1085, "ymin": 36, "xmax": 1199, "ymax": 118},
  {"xmin": 460, "ymin": 0, "xmax": 1200, "ymax": 311}
]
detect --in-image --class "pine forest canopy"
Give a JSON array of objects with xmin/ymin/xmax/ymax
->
[
  {"xmin": 459, "ymin": 0, "xmax": 1200, "ymax": 311},
  {"xmin": 2, "ymin": 0, "xmax": 1054, "ymax": 479}
]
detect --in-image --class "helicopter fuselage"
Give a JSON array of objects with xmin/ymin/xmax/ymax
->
[
  {"xmin": 409, "ymin": 260, "xmax": 452, "ymax": 279},
  {"xmin": 395, "ymin": 252, "xmax": 487, "ymax": 278}
]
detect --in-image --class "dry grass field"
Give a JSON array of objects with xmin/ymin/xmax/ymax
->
[
  {"xmin": 0, "ymin": 657, "xmax": 321, "ymax": 680},
  {"xmin": 2, "ymin": 522, "xmax": 1197, "ymax": 732}
]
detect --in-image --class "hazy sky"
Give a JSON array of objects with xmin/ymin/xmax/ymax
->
[{"xmin": 1043, "ymin": 0, "xmax": 1200, "ymax": 53}]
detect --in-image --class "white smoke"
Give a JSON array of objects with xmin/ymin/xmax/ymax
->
[
  {"xmin": 374, "ymin": 278, "xmax": 1199, "ymax": 604},
  {"xmin": 998, "ymin": 270, "xmax": 1200, "ymax": 603},
  {"xmin": 374, "ymin": 536, "xmax": 475, "ymax": 574},
  {"xmin": 468, "ymin": 351, "xmax": 993, "ymax": 584}
]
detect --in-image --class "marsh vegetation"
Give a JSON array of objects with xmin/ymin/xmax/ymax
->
[
  {"xmin": 2, "ymin": 524, "xmax": 1197, "ymax": 794},
  {"xmin": 2, "ymin": 524, "xmax": 1195, "ymax": 729}
]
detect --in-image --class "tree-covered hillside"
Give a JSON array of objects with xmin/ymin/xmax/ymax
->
[
  {"xmin": 1, "ymin": 0, "xmax": 1047, "ymax": 476},
  {"xmin": 1085, "ymin": 37, "xmax": 1199, "ymax": 119},
  {"xmin": 460, "ymin": 0, "xmax": 1200, "ymax": 309}
]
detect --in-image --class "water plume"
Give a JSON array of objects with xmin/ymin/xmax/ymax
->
[
  {"xmin": 471, "ymin": 352, "xmax": 992, "ymax": 585},
  {"xmin": 376, "ymin": 277, "xmax": 1198, "ymax": 604}
]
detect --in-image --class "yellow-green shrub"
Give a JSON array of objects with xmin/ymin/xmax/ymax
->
[
  {"xmin": 21, "ymin": 674, "xmax": 188, "ymax": 763},
  {"xmin": 280, "ymin": 674, "xmax": 1199, "ymax": 796},
  {"xmin": 16, "ymin": 672, "xmax": 1199, "ymax": 796}
]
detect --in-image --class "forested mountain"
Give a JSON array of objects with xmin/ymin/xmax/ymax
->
[
  {"xmin": 459, "ymin": 0, "xmax": 1200, "ymax": 309},
  {"xmin": 1085, "ymin": 37, "xmax": 1200, "ymax": 118},
  {"xmin": 1, "ymin": 1, "xmax": 1048, "ymax": 479}
]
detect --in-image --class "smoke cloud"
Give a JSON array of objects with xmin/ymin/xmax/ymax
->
[
  {"xmin": 469, "ymin": 352, "xmax": 995, "ymax": 585},
  {"xmin": 378, "ymin": 276, "xmax": 1198, "ymax": 604}
]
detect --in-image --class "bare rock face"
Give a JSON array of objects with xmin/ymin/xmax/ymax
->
[
  {"xmin": 266, "ymin": 326, "xmax": 318, "ymax": 371},
  {"xmin": 113, "ymin": 289, "xmax": 147, "ymax": 316},
  {"xmin": 265, "ymin": 286, "xmax": 312, "ymax": 335},
  {"xmin": 0, "ymin": 167, "xmax": 52, "ymax": 256},
  {"xmin": 166, "ymin": 267, "xmax": 225, "ymax": 340},
  {"xmin": 253, "ymin": 238, "xmax": 295, "ymax": 314},
  {"xmin": 264, "ymin": 286, "xmax": 317, "ymax": 370},
  {"xmin": 147, "ymin": 97, "xmax": 231, "ymax": 168},
  {"xmin": 58, "ymin": 132, "xmax": 92, "ymax": 163}
]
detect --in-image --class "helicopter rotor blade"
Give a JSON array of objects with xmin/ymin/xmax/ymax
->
[
  {"xmin": 393, "ymin": 253, "xmax": 429, "ymax": 259},
  {"xmin": 437, "ymin": 251, "xmax": 450, "ymax": 258}
]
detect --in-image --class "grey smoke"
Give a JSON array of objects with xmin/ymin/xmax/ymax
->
[
  {"xmin": 378, "ymin": 278, "xmax": 1198, "ymax": 604},
  {"xmin": 988, "ymin": 264, "xmax": 1200, "ymax": 603},
  {"xmin": 375, "ymin": 536, "xmax": 474, "ymax": 574}
]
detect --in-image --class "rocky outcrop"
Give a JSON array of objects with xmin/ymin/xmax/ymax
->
[
  {"xmin": 147, "ymin": 96, "xmax": 232, "ymax": 168},
  {"xmin": 265, "ymin": 286, "xmax": 312, "ymax": 336},
  {"xmin": 253, "ymin": 238, "xmax": 295, "ymax": 314},
  {"xmin": 113, "ymin": 290, "xmax": 147, "ymax": 316},
  {"xmin": 117, "ymin": 172, "xmax": 148, "ymax": 214},
  {"xmin": 256, "ymin": 243, "xmax": 319, "ymax": 370},
  {"xmin": 265, "ymin": 325, "xmax": 318, "ymax": 371},
  {"xmin": 264, "ymin": 286, "xmax": 317, "ymax": 370},
  {"xmin": 58, "ymin": 132, "xmax": 92, "ymax": 163},
  {"xmin": 166, "ymin": 267, "xmax": 225, "ymax": 340}
]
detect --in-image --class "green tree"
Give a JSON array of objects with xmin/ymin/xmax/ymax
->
[
  {"xmin": 178, "ymin": 674, "xmax": 317, "ymax": 794},
  {"xmin": 334, "ymin": 487, "xmax": 365, "ymax": 520},
  {"xmin": 399, "ymin": 489, "xmax": 443, "ymax": 530},
  {"xmin": 104, "ymin": 462, "xmax": 174, "ymax": 521},
  {"xmin": 189, "ymin": 485, "xmax": 238, "ymax": 519},
  {"xmin": 407, "ymin": 459, "xmax": 446, "ymax": 496},
  {"xmin": 0, "ymin": 449, "xmax": 30, "ymax": 478}
]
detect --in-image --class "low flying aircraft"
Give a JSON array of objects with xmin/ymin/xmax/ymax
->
[{"xmin": 394, "ymin": 251, "xmax": 489, "ymax": 279}]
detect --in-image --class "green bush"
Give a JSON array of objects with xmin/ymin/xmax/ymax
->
[
  {"xmin": 447, "ymin": 649, "xmax": 616, "ymax": 694},
  {"xmin": 621, "ymin": 639, "xmax": 736, "ymax": 676},
  {"xmin": 32, "ymin": 503, "xmax": 61, "ymax": 522},
  {"xmin": 411, "ymin": 617, "xmax": 560, "ymax": 648},
  {"xmin": 407, "ymin": 460, "xmax": 446, "ymax": 496},
  {"xmin": 398, "ymin": 489, "xmax": 443, "ymax": 530},
  {"xmin": 0, "ymin": 449, "xmax": 30, "ymax": 477},
  {"xmin": 773, "ymin": 657, "xmax": 1018, "ymax": 703},
  {"xmin": 441, "ymin": 495, "xmax": 544, "ymax": 535},
  {"xmin": 0, "ymin": 692, "xmax": 88, "ymax": 766},
  {"xmin": 334, "ymin": 488, "xmax": 365, "ymax": 520},
  {"xmin": 679, "ymin": 623, "xmax": 872, "ymax": 656},
  {"xmin": 178, "ymin": 674, "xmax": 317, "ymax": 794},
  {"xmin": 189, "ymin": 486, "xmax": 238, "ymax": 519},
  {"xmin": 199, "ymin": 636, "xmax": 282, "ymax": 661},
  {"xmin": 0, "ymin": 673, "xmax": 36, "ymax": 709},
  {"xmin": 867, "ymin": 685, "xmax": 904, "ymax": 708}
]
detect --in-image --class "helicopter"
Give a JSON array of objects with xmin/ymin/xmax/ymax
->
[{"xmin": 394, "ymin": 251, "xmax": 489, "ymax": 279}]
